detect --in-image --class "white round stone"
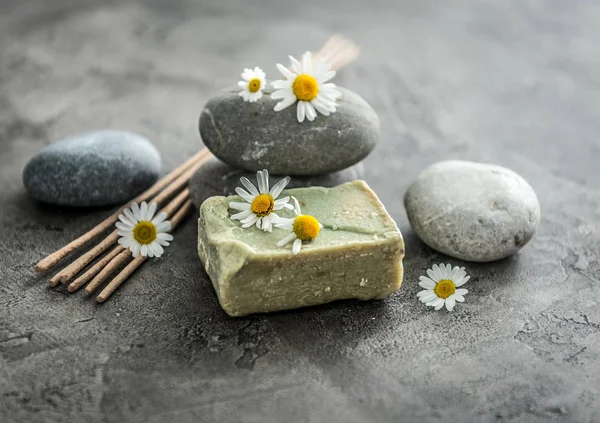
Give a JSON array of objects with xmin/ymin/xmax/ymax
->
[{"xmin": 404, "ymin": 160, "xmax": 541, "ymax": 262}]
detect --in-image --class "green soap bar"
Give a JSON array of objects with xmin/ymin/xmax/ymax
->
[{"xmin": 197, "ymin": 180, "xmax": 405, "ymax": 317}]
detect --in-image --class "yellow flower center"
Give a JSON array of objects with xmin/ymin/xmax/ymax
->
[
  {"xmin": 292, "ymin": 74, "xmax": 319, "ymax": 101},
  {"xmin": 251, "ymin": 194, "xmax": 274, "ymax": 217},
  {"xmin": 248, "ymin": 78, "xmax": 262, "ymax": 93},
  {"xmin": 434, "ymin": 279, "xmax": 456, "ymax": 299},
  {"xmin": 293, "ymin": 215, "xmax": 321, "ymax": 241},
  {"xmin": 132, "ymin": 221, "xmax": 157, "ymax": 245}
]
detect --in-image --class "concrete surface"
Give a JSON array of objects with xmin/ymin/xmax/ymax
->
[{"xmin": 1, "ymin": 0, "xmax": 599, "ymax": 422}]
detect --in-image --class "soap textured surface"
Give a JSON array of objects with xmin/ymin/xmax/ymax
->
[{"xmin": 198, "ymin": 181, "xmax": 404, "ymax": 316}]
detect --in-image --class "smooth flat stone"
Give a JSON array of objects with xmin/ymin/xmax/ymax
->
[
  {"xmin": 404, "ymin": 160, "xmax": 541, "ymax": 262},
  {"xmin": 198, "ymin": 86, "xmax": 380, "ymax": 176},
  {"xmin": 188, "ymin": 156, "xmax": 364, "ymax": 209},
  {"xmin": 198, "ymin": 180, "xmax": 404, "ymax": 317},
  {"xmin": 23, "ymin": 130, "xmax": 161, "ymax": 207}
]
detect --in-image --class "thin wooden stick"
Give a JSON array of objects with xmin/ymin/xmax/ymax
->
[
  {"xmin": 67, "ymin": 245, "xmax": 124, "ymax": 293},
  {"xmin": 96, "ymin": 199, "xmax": 193, "ymax": 303},
  {"xmin": 95, "ymin": 256, "xmax": 147, "ymax": 303},
  {"xmin": 35, "ymin": 148, "xmax": 211, "ymax": 274},
  {"xmin": 49, "ymin": 231, "xmax": 120, "ymax": 287},
  {"xmin": 85, "ymin": 249, "xmax": 131, "ymax": 295}
]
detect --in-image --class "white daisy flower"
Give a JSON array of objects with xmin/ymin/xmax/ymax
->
[
  {"xmin": 116, "ymin": 201, "xmax": 173, "ymax": 258},
  {"xmin": 270, "ymin": 51, "xmax": 341, "ymax": 123},
  {"xmin": 229, "ymin": 169, "xmax": 293, "ymax": 232},
  {"xmin": 274, "ymin": 197, "xmax": 323, "ymax": 254},
  {"xmin": 417, "ymin": 264, "xmax": 470, "ymax": 312},
  {"xmin": 237, "ymin": 66, "xmax": 267, "ymax": 102}
]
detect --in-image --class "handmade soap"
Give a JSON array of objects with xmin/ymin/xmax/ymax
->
[{"xmin": 198, "ymin": 181, "xmax": 404, "ymax": 317}]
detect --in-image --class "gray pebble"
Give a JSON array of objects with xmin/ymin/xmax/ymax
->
[
  {"xmin": 198, "ymin": 86, "xmax": 379, "ymax": 176},
  {"xmin": 189, "ymin": 156, "xmax": 364, "ymax": 209},
  {"xmin": 23, "ymin": 130, "xmax": 161, "ymax": 207},
  {"xmin": 404, "ymin": 160, "xmax": 541, "ymax": 262}
]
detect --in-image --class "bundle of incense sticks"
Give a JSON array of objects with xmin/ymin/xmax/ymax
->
[{"xmin": 35, "ymin": 35, "xmax": 359, "ymax": 302}]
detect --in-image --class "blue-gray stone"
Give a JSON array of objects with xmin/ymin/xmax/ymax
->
[{"xmin": 22, "ymin": 130, "xmax": 161, "ymax": 207}]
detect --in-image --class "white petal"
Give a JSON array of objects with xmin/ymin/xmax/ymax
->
[
  {"xmin": 156, "ymin": 221, "xmax": 171, "ymax": 232},
  {"xmin": 455, "ymin": 276, "xmax": 470, "ymax": 287},
  {"xmin": 289, "ymin": 55, "xmax": 302, "ymax": 74},
  {"xmin": 124, "ymin": 208, "xmax": 138, "ymax": 225},
  {"xmin": 261, "ymin": 215, "xmax": 273, "ymax": 232},
  {"xmin": 302, "ymin": 51, "xmax": 312, "ymax": 73},
  {"xmin": 453, "ymin": 294, "xmax": 465, "ymax": 302},
  {"xmin": 131, "ymin": 243, "xmax": 141, "ymax": 257},
  {"xmin": 139, "ymin": 202, "xmax": 148, "ymax": 221},
  {"xmin": 455, "ymin": 288, "xmax": 468, "ymax": 296},
  {"xmin": 131, "ymin": 202, "xmax": 141, "ymax": 220},
  {"xmin": 318, "ymin": 70, "xmax": 336, "ymax": 84},
  {"xmin": 274, "ymin": 217, "xmax": 294, "ymax": 230},
  {"xmin": 427, "ymin": 298, "xmax": 443, "ymax": 307},
  {"xmin": 157, "ymin": 232, "xmax": 173, "ymax": 241},
  {"xmin": 241, "ymin": 215, "xmax": 259, "ymax": 228},
  {"xmin": 140, "ymin": 244, "xmax": 148, "ymax": 257},
  {"xmin": 270, "ymin": 177, "xmax": 290, "ymax": 198},
  {"xmin": 445, "ymin": 297, "xmax": 456, "ymax": 312},
  {"xmin": 152, "ymin": 212, "xmax": 167, "ymax": 225},
  {"xmin": 311, "ymin": 97, "xmax": 331, "ymax": 116},
  {"xmin": 115, "ymin": 222, "xmax": 131, "ymax": 231},
  {"xmin": 271, "ymin": 88, "xmax": 293, "ymax": 100},
  {"xmin": 434, "ymin": 300, "xmax": 445, "ymax": 311},
  {"xmin": 118, "ymin": 213, "xmax": 135, "ymax": 227},
  {"xmin": 291, "ymin": 196, "xmax": 301, "ymax": 215},
  {"xmin": 231, "ymin": 210, "xmax": 252, "ymax": 220},
  {"xmin": 427, "ymin": 267, "xmax": 438, "ymax": 281},
  {"xmin": 152, "ymin": 242, "xmax": 164, "ymax": 258},
  {"xmin": 292, "ymin": 238, "xmax": 302, "ymax": 255},
  {"xmin": 273, "ymin": 94, "xmax": 297, "ymax": 112},
  {"xmin": 277, "ymin": 232, "xmax": 297, "ymax": 247},
  {"xmin": 235, "ymin": 187, "xmax": 254, "ymax": 202},
  {"xmin": 229, "ymin": 201, "xmax": 251, "ymax": 211},
  {"xmin": 418, "ymin": 276, "xmax": 436, "ymax": 289},
  {"xmin": 257, "ymin": 169, "xmax": 269, "ymax": 193},
  {"xmin": 274, "ymin": 196, "xmax": 290, "ymax": 206},
  {"xmin": 297, "ymin": 101, "xmax": 306, "ymax": 123},
  {"xmin": 146, "ymin": 202, "xmax": 157, "ymax": 221},
  {"xmin": 240, "ymin": 177, "xmax": 259, "ymax": 195},
  {"xmin": 304, "ymin": 102, "xmax": 317, "ymax": 121},
  {"xmin": 240, "ymin": 213, "xmax": 257, "ymax": 224},
  {"xmin": 276, "ymin": 63, "xmax": 295, "ymax": 80},
  {"xmin": 118, "ymin": 236, "xmax": 132, "ymax": 248}
]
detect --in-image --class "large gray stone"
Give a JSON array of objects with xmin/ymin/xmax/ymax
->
[
  {"xmin": 404, "ymin": 160, "xmax": 541, "ymax": 262},
  {"xmin": 189, "ymin": 156, "xmax": 364, "ymax": 209},
  {"xmin": 198, "ymin": 86, "xmax": 379, "ymax": 176},
  {"xmin": 22, "ymin": 130, "xmax": 161, "ymax": 207}
]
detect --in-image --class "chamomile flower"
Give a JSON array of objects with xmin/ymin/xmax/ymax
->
[
  {"xmin": 229, "ymin": 169, "xmax": 293, "ymax": 232},
  {"xmin": 271, "ymin": 51, "xmax": 341, "ymax": 123},
  {"xmin": 417, "ymin": 264, "xmax": 470, "ymax": 312},
  {"xmin": 237, "ymin": 66, "xmax": 267, "ymax": 102},
  {"xmin": 274, "ymin": 197, "xmax": 323, "ymax": 254},
  {"xmin": 116, "ymin": 202, "xmax": 173, "ymax": 258}
]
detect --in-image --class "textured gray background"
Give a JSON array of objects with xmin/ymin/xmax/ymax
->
[{"xmin": 1, "ymin": 0, "xmax": 599, "ymax": 422}]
